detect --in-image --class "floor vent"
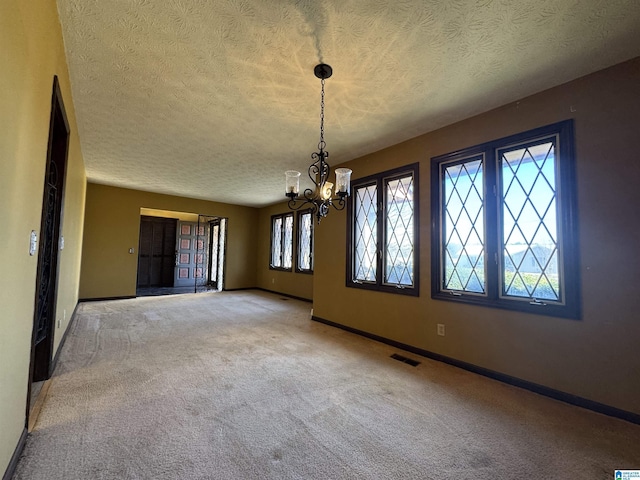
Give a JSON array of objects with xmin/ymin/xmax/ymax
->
[{"xmin": 390, "ymin": 353, "xmax": 420, "ymax": 367}]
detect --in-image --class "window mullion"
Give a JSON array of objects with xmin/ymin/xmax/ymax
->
[{"xmin": 485, "ymin": 150, "xmax": 499, "ymax": 301}]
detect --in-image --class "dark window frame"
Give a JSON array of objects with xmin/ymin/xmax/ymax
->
[
  {"xmin": 270, "ymin": 212, "xmax": 294, "ymax": 271},
  {"xmin": 430, "ymin": 120, "xmax": 580, "ymax": 319},
  {"xmin": 346, "ymin": 163, "xmax": 420, "ymax": 296},
  {"xmin": 295, "ymin": 209, "xmax": 314, "ymax": 274}
]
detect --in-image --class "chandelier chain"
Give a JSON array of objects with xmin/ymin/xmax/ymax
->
[{"xmin": 319, "ymin": 78, "xmax": 325, "ymax": 151}]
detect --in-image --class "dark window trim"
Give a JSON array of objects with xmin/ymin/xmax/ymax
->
[
  {"xmin": 295, "ymin": 209, "xmax": 314, "ymax": 274},
  {"xmin": 346, "ymin": 163, "xmax": 420, "ymax": 296},
  {"xmin": 430, "ymin": 120, "xmax": 580, "ymax": 319},
  {"xmin": 269, "ymin": 212, "xmax": 293, "ymax": 272}
]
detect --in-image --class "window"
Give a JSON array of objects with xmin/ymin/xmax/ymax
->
[
  {"xmin": 347, "ymin": 163, "xmax": 419, "ymax": 296},
  {"xmin": 270, "ymin": 213, "xmax": 293, "ymax": 270},
  {"xmin": 431, "ymin": 120, "xmax": 580, "ymax": 318},
  {"xmin": 296, "ymin": 210, "xmax": 313, "ymax": 273}
]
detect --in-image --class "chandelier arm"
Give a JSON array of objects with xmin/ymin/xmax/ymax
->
[
  {"xmin": 302, "ymin": 188, "xmax": 317, "ymax": 202},
  {"xmin": 287, "ymin": 196, "xmax": 319, "ymax": 214},
  {"xmin": 330, "ymin": 196, "xmax": 347, "ymax": 211},
  {"xmin": 309, "ymin": 153, "xmax": 330, "ymax": 186},
  {"xmin": 320, "ymin": 153, "xmax": 330, "ymax": 188},
  {"xmin": 287, "ymin": 198, "xmax": 306, "ymax": 211},
  {"xmin": 308, "ymin": 159, "xmax": 320, "ymax": 186}
]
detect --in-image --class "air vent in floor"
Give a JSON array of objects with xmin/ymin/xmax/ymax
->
[{"xmin": 390, "ymin": 353, "xmax": 420, "ymax": 367}]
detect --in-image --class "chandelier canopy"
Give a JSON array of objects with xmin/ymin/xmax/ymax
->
[{"xmin": 285, "ymin": 64, "xmax": 351, "ymax": 224}]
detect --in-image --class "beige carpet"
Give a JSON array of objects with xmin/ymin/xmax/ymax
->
[{"xmin": 14, "ymin": 291, "xmax": 640, "ymax": 479}]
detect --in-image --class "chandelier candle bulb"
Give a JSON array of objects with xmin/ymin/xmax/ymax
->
[
  {"xmin": 335, "ymin": 168, "xmax": 352, "ymax": 195},
  {"xmin": 321, "ymin": 182, "xmax": 333, "ymax": 201},
  {"xmin": 285, "ymin": 170, "xmax": 301, "ymax": 196}
]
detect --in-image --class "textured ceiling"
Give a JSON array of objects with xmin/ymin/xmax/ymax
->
[{"xmin": 57, "ymin": 0, "xmax": 640, "ymax": 207}]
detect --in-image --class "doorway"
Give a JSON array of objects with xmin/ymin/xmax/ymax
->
[
  {"xmin": 136, "ymin": 210, "xmax": 227, "ymax": 296},
  {"xmin": 29, "ymin": 76, "xmax": 69, "ymax": 409}
]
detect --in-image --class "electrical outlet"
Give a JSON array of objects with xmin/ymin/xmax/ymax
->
[
  {"xmin": 437, "ymin": 324, "xmax": 445, "ymax": 336},
  {"xmin": 272, "ymin": 278, "xmax": 275, "ymax": 284}
]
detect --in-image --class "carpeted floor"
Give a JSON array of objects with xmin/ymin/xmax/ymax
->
[{"xmin": 14, "ymin": 291, "xmax": 640, "ymax": 479}]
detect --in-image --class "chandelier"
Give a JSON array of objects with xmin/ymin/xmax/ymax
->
[{"xmin": 285, "ymin": 63, "xmax": 352, "ymax": 223}]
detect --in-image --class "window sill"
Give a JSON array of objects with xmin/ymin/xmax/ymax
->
[
  {"xmin": 347, "ymin": 281, "xmax": 419, "ymax": 297},
  {"xmin": 431, "ymin": 291, "xmax": 580, "ymax": 319},
  {"xmin": 269, "ymin": 266, "xmax": 293, "ymax": 272}
]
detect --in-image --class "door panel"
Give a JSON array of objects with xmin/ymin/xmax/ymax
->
[
  {"xmin": 137, "ymin": 216, "xmax": 177, "ymax": 288},
  {"xmin": 137, "ymin": 220, "xmax": 152, "ymax": 287},
  {"xmin": 175, "ymin": 222, "xmax": 209, "ymax": 288}
]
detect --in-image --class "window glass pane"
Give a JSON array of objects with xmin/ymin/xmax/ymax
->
[
  {"xmin": 272, "ymin": 217, "xmax": 282, "ymax": 268},
  {"xmin": 385, "ymin": 174, "xmax": 414, "ymax": 285},
  {"xmin": 354, "ymin": 184, "xmax": 378, "ymax": 282},
  {"xmin": 501, "ymin": 140, "xmax": 559, "ymax": 301},
  {"xmin": 298, "ymin": 212, "xmax": 312, "ymax": 271},
  {"xmin": 283, "ymin": 215, "xmax": 293, "ymax": 269},
  {"xmin": 442, "ymin": 157, "xmax": 485, "ymax": 293}
]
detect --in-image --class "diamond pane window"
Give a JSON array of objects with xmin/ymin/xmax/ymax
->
[
  {"xmin": 272, "ymin": 217, "xmax": 282, "ymax": 268},
  {"xmin": 431, "ymin": 120, "xmax": 580, "ymax": 319},
  {"xmin": 385, "ymin": 175, "xmax": 415, "ymax": 286},
  {"xmin": 297, "ymin": 210, "xmax": 313, "ymax": 272},
  {"xmin": 270, "ymin": 213, "xmax": 293, "ymax": 271},
  {"xmin": 348, "ymin": 164, "xmax": 419, "ymax": 296},
  {"xmin": 442, "ymin": 156, "xmax": 485, "ymax": 294},
  {"xmin": 283, "ymin": 215, "xmax": 293, "ymax": 269},
  {"xmin": 500, "ymin": 140, "xmax": 559, "ymax": 301},
  {"xmin": 354, "ymin": 184, "xmax": 378, "ymax": 282}
]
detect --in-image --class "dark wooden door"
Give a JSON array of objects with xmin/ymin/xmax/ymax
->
[
  {"xmin": 31, "ymin": 76, "xmax": 69, "ymax": 383},
  {"xmin": 137, "ymin": 216, "xmax": 177, "ymax": 288}
]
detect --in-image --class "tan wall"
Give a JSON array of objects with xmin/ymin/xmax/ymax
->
[
  {"xmin": 314, "ymin": 57, "xmax": 640, "ymax": 415},
  {"xmin": 256, "ymin": 203, "xmax": 314, "ymax": 300},
  {"xmin": 79, "ymin": 184, "xmax": 258, "ymax": 299},
  {"xmin": 0, "ymin": 0, "xmax": 87, "ymax": 474}
]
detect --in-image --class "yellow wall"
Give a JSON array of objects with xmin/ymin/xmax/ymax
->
[
  {"xmin": 0, "ymin": 0, "xmax": 87, "ymax": 474},
  {"xmin": 79, "ymin": 184, "xmax": 258, "ymax": 299},
  {"xmin": 314, "ymin": 57, "xmax": 640, "ymax": 416},
  {"xmin": 256, "ymin": 203, "xmax": 314, "ymax": 300}
]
